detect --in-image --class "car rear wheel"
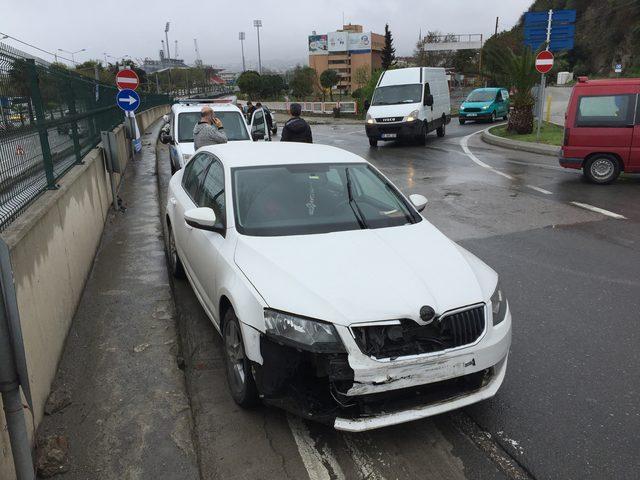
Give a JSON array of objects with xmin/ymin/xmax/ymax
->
[
  {"xmin": 368, "ymin": 137, "xmax": 378, "ymax": 147},
  {"xmin": 584, "ymin": 154, "xmax": 620, "ymax": 184},
  {"xmin": 223, "ymin": 310, "xmax": 259, "ymax": 407},
  {"xmin": 168, "ymin": 225, "xmax": 185, "ymax": 278},
  {"xmin": 489, "ymin": 112, "xmax": 496, "ymax": 123}
]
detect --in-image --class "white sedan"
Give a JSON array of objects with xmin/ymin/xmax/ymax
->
[{"xmin": 165, "ymin": 142, "xmax": 511, "ymax": 432}]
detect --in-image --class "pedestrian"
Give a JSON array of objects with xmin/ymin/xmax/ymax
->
[
  {"xmin": 256, "ymin": 102, "xmax": 273, "ymax": 133},
  {"xmin": 246, "ymin": 101, "xmax": 256, "ymax": 121},
  {"xmin": 193, "ymin": 106, "xmax": 227, "ymax": 150},
  {"xmin": 280, "ymin": 103, "xmax": 312, "ymax": 143}
]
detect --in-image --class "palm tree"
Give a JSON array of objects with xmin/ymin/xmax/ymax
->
[{"xmin": 484, "ymin": 47, "xmax": 538, "ymax": 134}]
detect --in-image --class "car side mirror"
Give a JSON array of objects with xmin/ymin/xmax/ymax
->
[
  {"xmin": 184, "ymin": 207, "xmax": 217, "ymax": 231},
  {"xmin": 409, "ymin": 194, "xmax": 428, "ymax": 212},
  {"xmin": 424, "ymin": 94, "xmax": 434, "ymax": 107},
  {"xmin": 252, "ymin": 131, "xmax": 265, "ymax": 141}
]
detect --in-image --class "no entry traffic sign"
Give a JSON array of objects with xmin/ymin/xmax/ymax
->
[
  {"xmin": 116, "ymin": 89, "xmax": 141, "ymax": 112},
  {"xmin": 535, "ymin": 51, "xmax": 554, "ymax": 74},
  {"xmin": 116, "ymin": 69, "xmax": 140, "ymax": 90}
]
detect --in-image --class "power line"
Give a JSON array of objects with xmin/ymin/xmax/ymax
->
[{"xmin": 0, "ymin": 31, "xmax": 80, "ymax": 64}]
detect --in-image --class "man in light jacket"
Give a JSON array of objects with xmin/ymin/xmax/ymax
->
[{"xmin": 193, "ymin": 106, "xmax": 227, "ymax": 149}]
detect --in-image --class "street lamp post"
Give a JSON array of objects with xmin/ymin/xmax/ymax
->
[
  {"xmin": 165, "ymin": 22, "xmax": 171, "ymax": 60},
  {"xmin": 253, "ymin": 20, "xmax": 262, "ymax": 74},
  {"xmin": 239, "ymin": 32, "xmax": 246, "ymax": 72},
  {"xmin": 58, "ymin": 48, "xmax": 85, "ymax": 64}
]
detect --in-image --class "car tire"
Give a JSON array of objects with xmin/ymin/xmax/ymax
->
[
  {"xmin": 368, "ymin": 137, "xmax": 378, "ymax": 147},
  {"xmin": 418, "ymin": 123, "xmax": 428, "ymax": 146},
  {"xmin": 436, "ymin": 118, "xmax": 446, "ymax": 137},
  {"xmin": 167, "ymin": 224, "xmax": 186, "ymax": 278},
  {"xmin": 583, "ymin": 154, "xmax": 620, "ymax": 184},
  {"xmin": 222, "ymin": 310, "xmax": 259, "ymax": 407},
  {"xmin": 489, "ymin": 112, "xmax": 496, "ymax": 123},
  {"xmin": 459, "ymin": 118, "xmax": 465, "ymax": 125}
]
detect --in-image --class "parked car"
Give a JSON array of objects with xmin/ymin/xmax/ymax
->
[
  {"xmin": 459, "ymin": 88, "xmax": 510, "ymax": 124},
  {"xmin": 560, "ymin": 77, "xmax": 640, "ymax": 184},
  {"xmin": 365, "ymin": 67, "xmax": 451, "ymax": 147},
  {"xmin": 165, "ymin": 142, "xmax": 512, "ymax": 432},
  {"xmin": 160, "ymin": 99, "xmax": 271, "ymax": 173}
]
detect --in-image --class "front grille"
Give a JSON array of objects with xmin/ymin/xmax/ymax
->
[
  {"xmin": 375, "ymin": 116, "xmax": 404, "ymax": 123},
  {"xmin": 351, "ymin": 305, "xmax": 486, "ymax": 359},
  {"xmin": 463, "ymin": 108, "xmax": 481, "ymax": 113}
]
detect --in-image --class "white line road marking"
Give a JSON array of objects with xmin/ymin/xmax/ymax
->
[
  {"xmin": 526, "ymin": 185, "xmax": 553, "ymax": 194},
  {"xmin": 460, "ymin": 129, "xmax": 515, "ymax": 180},
  {"xmin": 287, "ymin": 414, "xmax": 345, "ymax": 480},
  {"xmin": 570, "ymin": 202, "xmax": 626, "ymax": 219}
]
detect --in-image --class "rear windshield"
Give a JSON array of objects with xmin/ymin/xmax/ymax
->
[
  {"xmin": 466, "ymin": 90, "xmax": 497, "ymax": 103},
  {"xmin": 178, "ymin": 111, "xmax": 249, "ymax": 142},
  {"xmin": 372, "ymin": 84, "xmax": 422, "ymax": 106}
]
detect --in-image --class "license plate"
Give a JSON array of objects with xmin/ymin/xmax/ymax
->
[
  {"xmin": 467, "ymin": 113, "xmax": 477, "ymax": 117},
  {"xmin": 381, "ymin": 133, "xmax": 397, "ymax": 139}
]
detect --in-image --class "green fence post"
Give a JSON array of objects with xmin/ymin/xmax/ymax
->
[
  {"xmin": 66, "ymin": 80, "xmax": 83, "ymax": 165},
  {"xmin": 26, "ymin": 59, "xmax": 56, "ymax": 189}
]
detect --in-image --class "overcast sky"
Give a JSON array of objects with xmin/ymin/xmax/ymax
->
[{"xmin": 2, "ymin": 0, "xmax": 533, "ymax": 70}]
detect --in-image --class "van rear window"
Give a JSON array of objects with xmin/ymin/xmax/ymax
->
[{"xmin": 576, "ymin": 94, "xmax": 635, "ymax": 127}]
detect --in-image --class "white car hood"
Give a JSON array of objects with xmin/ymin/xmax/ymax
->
[
  {"xmin": 234, "ymin": 222, "xmax": 490, "ymax": 327},
  {"xmin": 367, "ymin": 103, "xmax": 421, "ymax": 119}
]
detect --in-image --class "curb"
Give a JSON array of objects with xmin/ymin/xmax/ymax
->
[{"xmin": 481, "ymin": 127, "xmax": 561, "ymax": 157}]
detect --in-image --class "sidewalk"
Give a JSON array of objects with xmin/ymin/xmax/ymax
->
[{"xmin": 36, "ymin": 120, "xmax": 199, "ymax": 479}]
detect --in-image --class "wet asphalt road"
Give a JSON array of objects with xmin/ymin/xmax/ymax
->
[{"xmin": 158, "ymin": 120, "xmax": 640, "ymax": 480}]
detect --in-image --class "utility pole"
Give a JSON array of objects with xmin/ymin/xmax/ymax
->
[
  {"xmin": 239, "ymin": 32, "xmax": 246, "ymax": 72},
  {"xmin": 495, "ymin": 17, "xmax": 499, "ymax": 36},
  {"xmin": 253, "ymin": 20, "xmax": 262, "ymax": 74}
]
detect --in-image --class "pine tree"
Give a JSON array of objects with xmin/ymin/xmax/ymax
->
[{"xmin": 381, "ymin": 24, "xmax": 396, "ymax": 70}]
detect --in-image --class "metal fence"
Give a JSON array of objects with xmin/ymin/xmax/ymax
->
[{"xmin": 0, "ymin": 43, "xmax": 171, "ymax": 230}]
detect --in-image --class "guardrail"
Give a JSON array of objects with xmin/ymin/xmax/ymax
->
[{"xmin": 261, "ymin": 101, "xmax": 358, "ymax": 115}]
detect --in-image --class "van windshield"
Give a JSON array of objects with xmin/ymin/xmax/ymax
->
[
  {"xmin": 178, "ymin": 111, "xmax": 250, "ymax": 142},
  {"xmin": 466, "ymin": 91, "xmax": 496, "ymax": 103},
  {"xmin": 372, "ymin": 84, "xmax": 422, "ymax": 106}
]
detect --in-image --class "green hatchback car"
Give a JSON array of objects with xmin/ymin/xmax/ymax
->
[{"xmin": 459, "ymin": 88, "xmax": 510, "ymax": 124}]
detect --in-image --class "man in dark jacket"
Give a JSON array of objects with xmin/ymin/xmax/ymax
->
[{"xmin": 280, "ymin": 103, "xmax": 312, "ymax": 143}]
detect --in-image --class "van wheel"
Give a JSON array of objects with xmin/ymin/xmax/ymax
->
[
  {"xmin": 223, "ymin": 310, "xmax": 259, "ymax": 407},
  {"xmin": 583, "ymin": 155, "xmax": 620, "ymax": 184},
  {"xmin": 436, "ymin": 118, "xmax": 446, "ymax": 137},
  {"xmin": 368, "ymin": 137, "xmax": 378, "ymax": 147},
  {"xmin": 459, "ymin": 118, "xmax": 465, "ymax": 125},
  {"xmin": 418, "ymin": 124, "xmax": 428, "ymax": 146}
]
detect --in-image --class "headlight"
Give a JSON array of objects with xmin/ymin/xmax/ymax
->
[
  {"xmin": 264, "ymin": 309, "xmax": 345, "ymax": 352},
  {"xmin": 182, "ymin": 154, "xmax": 192, "ymax": 162},
  {"xmin": 490, "ymin": 281, "xmax": 507, "ymax": 325},
  {"xmin": 482, "ymin": 105, "xmax": 490, "ymax": 110},
  {"xmin": 460, "ymin": 105, "xmax": 465, "ymax": 111},
  {"xmin": 366, "ymin": 113, "xmax": 375, "ymax": 124},
  {"xmin": 405, "ymin": 109, "xmax": 419, "ymax": 122}
]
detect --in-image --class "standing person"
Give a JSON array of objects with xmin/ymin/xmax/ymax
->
[
  {"xmin": 280, "ymin": 103, "xmax": 312, "ymax": 143},
  {"xmin": 193, "ymin": 106, "xmax": 228, "ymax": 150},
  {"xmin": 256, "ymin": 102, "xmax": 273, "ymax": 133},
  {"xmin": 245, "ymin": 101, "xmax": 256, "ymax": 121}
]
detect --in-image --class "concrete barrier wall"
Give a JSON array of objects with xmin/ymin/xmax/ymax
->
[{"xmin": 0, "ymin": 104, "xmax": 170, "ymax": 479}]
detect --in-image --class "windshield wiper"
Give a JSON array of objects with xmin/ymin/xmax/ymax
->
[{"xmin": 345, "ymin": 167, "xmax": 367, "ymax": 229}]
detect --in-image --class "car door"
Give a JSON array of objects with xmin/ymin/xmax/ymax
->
[
  {"xmin": 188, "ymin": 157, "xmax": 227, "ymax": 323},
  {"xmin": 422, "ymin": 82, "xmax": 432, "ymax": 122},
  {"xmin": 495, "ymin": 90, "xmax": 505, "ymax": 116},
  {"xmin": 249, "ymin": 109, "xmax": 270, "ymax": 141},
  {"xmin": 173, "ymin": 152, "xmax": 212, "ymax": 278},
  {"xmin": 627, "ymin": 92, "xmax": 640, "ymax": 171},
  {"xmin": 571, "ymin": 91, "xmax": 636, "ymax": 163}
]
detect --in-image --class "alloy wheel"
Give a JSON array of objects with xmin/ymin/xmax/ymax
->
[{"xmin": 224, "ymin": 321, "xmax": 246, "ymax": 394}]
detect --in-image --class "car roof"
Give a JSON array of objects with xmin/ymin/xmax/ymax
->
[
  {"xmin": 196, "ymin": 142, "xmax": 367, "ymax": 168},
  {"xmin": 575, "ymin": 78, "xmax": 640, "ymax": 87},
  {"xmin": 171, "ymin": 103, "xmax": 243, "ymax": 114},
  {"xmin": 471, "ymin": 87, "xmax": 503, "ymax": 92}
]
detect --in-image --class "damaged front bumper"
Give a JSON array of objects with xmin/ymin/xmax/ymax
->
[{"xmin": 252, "ymin": 306, "xmax": 512, "ymax": 431}]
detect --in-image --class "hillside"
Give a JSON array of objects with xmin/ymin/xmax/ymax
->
[{"xmin": 490, "ymin": 0, "xmax": 640, "ymax": 76}]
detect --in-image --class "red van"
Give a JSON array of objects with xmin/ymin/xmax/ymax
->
[{"xmin": 560, "ymin": 77, "xmax": 640, "ymax": 184}]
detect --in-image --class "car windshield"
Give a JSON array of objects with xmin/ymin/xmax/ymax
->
[
  {"xmin": 232, "ymin": 163, "xmax": 420, "ymax": 236},
  {"xmin": 371, "ymin": 84, "xmax": 422, "ymax": 106},
  {"xmin": 466, "ymin": 90, "xmax": 497, "ymax": 103},
  {"xmin": 178, "ymin": 111, "xmax": 250, "ymax": 142}
]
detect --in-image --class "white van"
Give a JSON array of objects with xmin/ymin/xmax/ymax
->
[
  {"xmin": 365, "ymin": 67, "xmax": 451, "ymax": 147},
  {"xmin": 160, "ymin": 99, "xmax": 271, "ymax": 173}
]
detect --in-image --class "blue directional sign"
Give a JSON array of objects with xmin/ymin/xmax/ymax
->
[
  {"xmin": 116, "ymin": 89, "xmax": 140, "ymax": 112},
  {"xmin": 524, "ymin": 9, "xmax": 576, "ymax": 52}
]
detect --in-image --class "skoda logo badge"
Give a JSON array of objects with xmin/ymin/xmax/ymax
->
[{"xmin": 419, "ymin": 305, "xmax": 436, "ymax": 324}]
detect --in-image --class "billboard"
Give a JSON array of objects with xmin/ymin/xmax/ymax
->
[
  {"xmin": 308, "ymin": 35, "xmax": 328, "ymax": 55},
  {"xmin": 348, "ymin": 32, "xmax": 371, "ymax": 53},
  {"xmin": 328, "ymin": 31, "xmax": 348, "ymax": 52}
]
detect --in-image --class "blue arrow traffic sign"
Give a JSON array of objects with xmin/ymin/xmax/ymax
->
[{"xmin": 116, "ymin": 89, "xmax": 140, "ymax": 112}]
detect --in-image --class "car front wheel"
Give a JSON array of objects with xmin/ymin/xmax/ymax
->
[
  {"xmin": 168, "ymin": 224, "xmax": 185, "ymax": 278},
  {"xmin": 223, "ymin": 310, "xmax": 259, "ymax": 407},
  {"xmin": 583, "ymin": 154, "xmax": 620, "ymax": 184},
  {"xmin": 368, "ymin": 137, "xmax": 378, "ymax": 147}
]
